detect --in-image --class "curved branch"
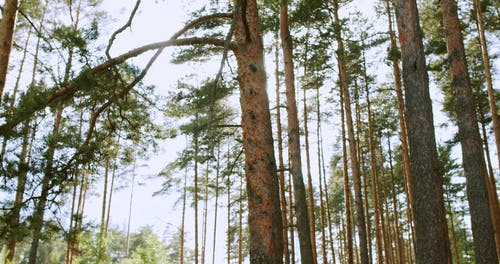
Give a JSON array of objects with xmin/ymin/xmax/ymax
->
[
  {"xmin": 171, "ymin": 12, "xmax": 233, "ymax": 40},
  {"xmin": 0, "ymin": 37, "xmax": 233, "ymax": 136},
  {"xmin": 106, "ymin": 0, "xmax": 141, "ymax": 59}
]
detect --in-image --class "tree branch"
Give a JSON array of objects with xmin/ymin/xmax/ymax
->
[
  {"xmin": 106, "ymin": 0, "xmax": 142, "ymax": 59},
  {"xmin": 171, "ymin": 12, "xmax": 233, "ymax": 40},
  {"xmin": 0, "ymin": 36, "xmax": 233, "ymax": 136}
]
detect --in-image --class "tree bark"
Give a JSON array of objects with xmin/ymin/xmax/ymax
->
[
  {"xmin": 440, "ymin": 0, "xmax": 498, "ymax": 262},
  {"xmin": 472, "ymin": 0, "xmax": 500, "ymax": 171},
  {"xmin": 394, "ymin": 0, "xmax": 451, "ymax": 263},
  {"xmin": 233, "ymin": 1, "xmax": 283, "ymax": 262},
  {"xmin": 274, "ymin": 36, "xmax": 290, "ymax": 264},
  {"xmin": 383, "ymin": 0, "xmax": 416, "ymax": 256},
  {"xmin": 0, "ymin": 0, "xmax": 19, "ymax": 99},
  {"xmin": 332, "ymin": 1, "xmax": 369, "ymax": 263},
  {"xmin": 279, "ymin": 2, "xmax": 315, "ymax": 263},
  {"xmin": 340, "ymin": 86, "xmax": 354, "ymax": 264}
]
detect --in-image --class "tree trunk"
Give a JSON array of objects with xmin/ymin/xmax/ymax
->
[
  {"xmin": 97, "ymin": 159, "xmax": 110, "ymax": 263},
  {"xmin": 274, "ymin": 35, "xmax": 290, "ymax": 264},
  {"xmin": 233, "ymin": 0, "xmax": 283, "ymax": 262},
  {"xmin": 180, "ymin": 168, "xmax": 187, "ymax": 264},
  {"xmin": 5, "ymin": 120, "xmax": 31, "ymax": 262},
  {"xmin": 332, "ymin": 1, "xmax": 369, "ymax": 263},
  {"xmin": 124, "ymin": 160, "xmax": 136, "ymax": 258},
  {"xmin": 472, "ymin": 0, "xmax": 500, "ymax": 171},
  {"xmin": 383, "ymin": 0, "xmax": 416, "ymax": 257},
  {"xmin": 340, "ymin": 86, "xmax": 354, "ymax": 264},
  {"xmin": 202, "ymin": 164, "xmax": 210, "ymax": 264},
  {"xmin": 212, "ymin": 145, "xmax": 221, "ymax": 264},
  {"xmin": 440, "ymin": 0, "xmax": 498, "ymax": 262},
  {"xmin": 28, "ymin": 102, "xmax": 64, "ymax": 264},
  {"xmin": 362, "ymin": 53, "xmax": 384, "ymax": 264},
  {"xmin": 316, "ymin": 87, "xmax": 336, "ymax": 264},
  {"xmin": 279, "ymin": 3, "xmax": 315, "ymax": 263},
  {"xmin": 0, "ymin": 0, "xmax": 19, "ymax": 98},
  {"xmin": 387, "ymin": 138, "xmax": 405, "ymax": 264},
  {"xmin": 394, "ymin": 1, "xmax": 451, "ymax": 263}
]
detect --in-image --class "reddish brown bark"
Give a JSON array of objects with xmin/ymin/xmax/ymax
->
[
  {"xmin": 0, "ymin": 0, "xmax": 19, "ymax": 98},
  {"xmin": 279, "ymin": 2, "xmax": 316, "ymax": 263},
  {"xmin": 233, "ymin": 1, "xmax": 283, "ymax": 263},
  {"xmin": 440, "ymin": 0, "xmax": 498, "ymax": 262}
]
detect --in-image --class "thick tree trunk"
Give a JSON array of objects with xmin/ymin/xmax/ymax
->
[
  {"xmin": 440, "ymin": 0, "xmax": 498, "ymax": 262},
  {"xmin": 279, "ymin": 3, "xmax": 315, "ymax": 263},
  {"xmin": 0, "ymin": 0, "xmax": 19, "ymax": 98},
  {"xmin": 233, "ymin": 1, "xmax": 283, "ymax": 262},
  {"xmin": 394, "ymin": 1, "xmax": 451, "ymax": 263}
]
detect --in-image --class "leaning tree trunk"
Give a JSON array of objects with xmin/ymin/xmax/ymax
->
[
  {"xmin": 0, "ymin": 0, "xmax": 19, "ymax": 98},
  {"xmin": 394, "ymin": 0, "xmax": 451, "ymax": 263},
  {"xmin": 440, "ymin": 0, "xmax": 498, "ymax": 262},
  {"xmin": 233, "ymin": 0, "xmax": 283, "ymax": 262}
]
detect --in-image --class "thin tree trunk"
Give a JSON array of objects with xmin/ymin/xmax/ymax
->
[
  {"xmin": 472, "ymin": 0, "xmax": 500, "ymax": 171},
  {"xmin": 394, "ymin": 0, "xmax": 451, "ymax": 263},
  {"xmin": 0, "ymin": 0, "xmax": 19, "ymax": 98},
  {"xmin": 212, "ymin": 145, "xmax": 221, "ymax": 264},
  {"xmin": 238, "ymin": 173, "xmax": 244, "ymax": 264},
  {"xmin": 362, "ymin": 56, "xmax": 384, "ymax": 264},
  {"xmin": 233, "ymin": 0, "xmax": 283, "ymax": 262},
  {"xmin": 180, "ymin": 167, "xmax": 188, "ymax": 264},
  {"xmin": 5, "ymin": 120, "xmax": 31, "ymax": 262},
  {"xmin": 446, "ymin": 197, "xmax": 461, "ymax": 264},
  {"xmin": 125, "ymin": 161, "xmax": 136, "ymax": 258},
  {"xmin": 289, "ymin": 162, "xmax": 296, "ymax": 264},
  {"xmin": 97, "ymin": 159, "xmax": 110, "ymax": 263},
  {"xmin": 1, "ymin": 28, "xmax": 31, "ymax": 163},
  {"xmin": 387, "ymin": 138, "xmax": 405, "ymax": 264},
  {"xmin": 202, "ymin": 164, "xmax": 210, "ymax": 264},
  {"xmin": 194, "ymin": 114, "xmax": 200, "ymax": 264},
  {"xmin": 28, "ymin": 102, "xmax": 64, "ymax": 264},
  {"xmin": 383, "ymin": 0, "xmax": 416, "ymax": 256},
  {"xmin": 279, "ymin": 3, "xmax": 316, "ymax": 263},
  {"xmin": 274, "ymin": 34, "xmax": 290, "ymax": 264},
  {"xmin": 316, "ymin": 87, "xmax": 336, "ymax": 264},
  {"xmin": 227, "ymin": 171, "xmax": 231, "ymax": 264},
  {"xmin": 105, "ymin": 158, "xmax": 117, "ymax": 237},
  {"xmin": 440, "ymin": 0, "xmax": 498, "ymax": 262},
  {"xmin": 332, "ymin": 1, "xmax": 369, "ymax": 263},
  {"xmin": 340, "ymin": 86, "xmax": 354, "ymax": 264}
]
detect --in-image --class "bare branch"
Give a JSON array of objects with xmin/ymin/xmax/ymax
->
[{"xmin": 106, "ymin": 0, "xmax": 142, "ymax": 59}]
